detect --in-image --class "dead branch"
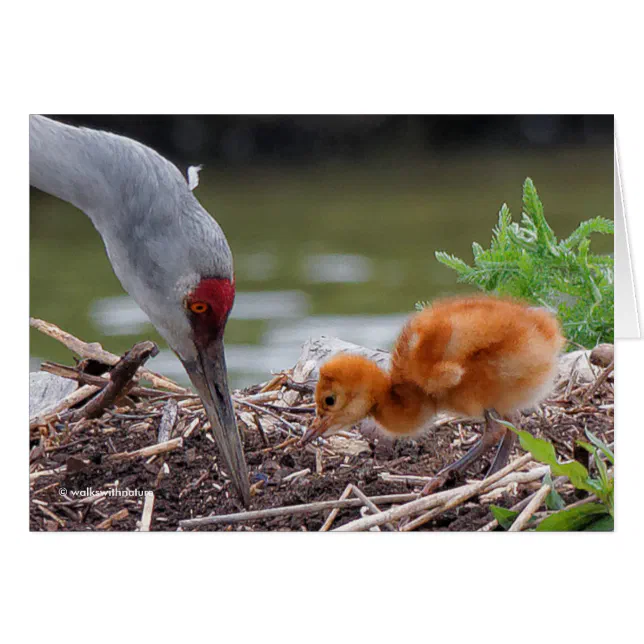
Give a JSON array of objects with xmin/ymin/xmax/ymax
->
[
  {"xmin": 508, "ymin": 484, "xmax": 552, "ymax": 532},
  {"xmin": 179, "ymin": 492, "xmax": 419, "ymax": 529},
  {"xmin": 582, "ymin": 360, "xmax": 614, "ymax": 403},
  {"xmin": 30, "ymin": 317, "xmax": 189, "ymax": 393},
  {"xmin": 96, "ymin": 508, "xmax": 129, "ymax": 530},
  {"xmin": 400, "ymin": 455, "xmax": 535, "ymax": 532},
  {"xmin": 319, "ymin": 484, "xmax": 353, "ymax": 532},
  {"xmin": 351, "ymin": 484, "xmax": 396, "ymax": 531},
  {"xmin": 40, "ymin": 361, "xmax": 170, "ymax": 398},
  {"xmin": 29, "ymin": 385, "xmax": 101, "ymax": 429},
  {"xmin": 157, "ymin": 399, "xmax": 179, "ymax": 443},
  {"xmin": 139, "ymin": 492, "xmax": 155, "ymax": 532},
  {"xmin": 109, "ymin": 438, "xmax": 183, "ymax": 462},
  {"xmin": 335, "ymin": 454, "xmax": 533, "ymax": 533},
  {"xmin": 70, "ymin": 341, "xmax": 159, "ymax": 421}
]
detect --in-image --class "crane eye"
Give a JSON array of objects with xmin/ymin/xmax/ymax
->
[
  {"xmin": 189, "ymin": 301, "xmax": 209, "ymax": 314},
  {"xmin": 325, "ymin": 395, "xmax": 336, "ymax": 407}
]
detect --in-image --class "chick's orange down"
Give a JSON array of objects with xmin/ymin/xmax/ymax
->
[
  {"xmin": 301, "ymin": 296, "xmax": 565, "ymax": 489},
  {"xmin": 391, "ymin": 296, "xmax": 565, "ymax": 424}
]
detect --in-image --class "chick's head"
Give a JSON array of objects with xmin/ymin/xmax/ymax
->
[{"xmin": 300, "ymin": 354, "xmax": 388, "ymax": 445}]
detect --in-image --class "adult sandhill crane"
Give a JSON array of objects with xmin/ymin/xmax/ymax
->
[{"xmin": 30, "ymin": 115, "xmax": 250, "ymax": 506}]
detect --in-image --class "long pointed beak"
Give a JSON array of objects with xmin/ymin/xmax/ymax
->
[
  {"xmin": 299, "ymin": 415, "xmax": 333, "ymax": 447},
  {"xmin": 181, "ymin": 339, "xmax": 251, "ymax": 507}
]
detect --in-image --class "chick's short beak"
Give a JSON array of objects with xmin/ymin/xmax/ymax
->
[
  {"xmin": 299, "ymin": 414, "xmax": 333, "ymax": 447},
  {"xmin": 181, "ymin": 338, "xmax": 251, "ymax": 507}
]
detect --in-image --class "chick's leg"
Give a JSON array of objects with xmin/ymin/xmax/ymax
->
[
  {"xmin": 421, "ymin": 409, "xmax": 507, "ymax": 495},
  {"xmin": 486, "ymin": 412, "xmax": 519, "ymax": 476}
]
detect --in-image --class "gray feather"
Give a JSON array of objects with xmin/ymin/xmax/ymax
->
[{"xmin": 29, "ymin": 115, "xmax": 233, "ymax": 359}]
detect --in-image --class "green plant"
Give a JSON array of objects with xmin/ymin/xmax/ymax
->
[
  {"xmin": 490, "ymin": 425, "xmax": 614, "ymax": 531},
  {"xmin": 433, "ymin": 178, "xmax": 614, "ymax": 349}
]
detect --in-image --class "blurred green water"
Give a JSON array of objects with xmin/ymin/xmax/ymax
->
[{"xmin": 30, "ymin": 148, "xmax": 614, "ymax": 388}]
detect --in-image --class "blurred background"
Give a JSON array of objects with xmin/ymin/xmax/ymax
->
[{"xmin": 30, "ymin": 115, "xmax": 614, "ymax": 389}]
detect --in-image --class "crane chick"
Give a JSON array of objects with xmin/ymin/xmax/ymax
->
[{"xmin": 301, "ymin": 296, "xmax": 565, "ymax": 491}]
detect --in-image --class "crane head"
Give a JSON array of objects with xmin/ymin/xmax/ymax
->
[
  {"xmin": 299, "ymin": 354, "xmax": 389, "ymax": 446},
  {"xmin": 165, "ymin": 275, "xmax": 251, "ymax": 507}
]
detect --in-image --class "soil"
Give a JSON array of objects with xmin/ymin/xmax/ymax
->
[{"xmin": 29, "ymin": 364, "xmax": 614, "ymax": 532}]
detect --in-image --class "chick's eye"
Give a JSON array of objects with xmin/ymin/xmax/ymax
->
[
  {"xmin": 189, "ymin": 301, "xmax": 209, "ymax": 314},
  {"xmin": 325, "ymin": 395, "xmax": 336, "ymax": 407}
]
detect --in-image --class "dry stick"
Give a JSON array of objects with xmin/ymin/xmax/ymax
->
[
  {"xmin": 30, "ymin": 385, "xmax": 101, "ymax": 429},
  {"xmin": 109, "ymin": 438, "xmax": 183, "ymax": 462},
  {"xmin": 239, "ymin": 391, "xmax": 281, "ymax": 403},
  {"xmin": 41, "ymin": 362, "xmax": 111, "ymax": 388},
  {"xmin": 183, "ymin": 418, "xmax": 201, "ymax": 439},
  {"xmin": 380, "ymin": 473, "xmax": 433, "ymax": 484},
  {"xmin": 319, "ymin": 484, "xmax": 353, "ymax": 532},
  {"xmin": 253, "ymin": 412, "xmax": 269, "ymax": 447},
  {"xmin": 38, "ymin": 504, "xmax": 66, "ymax": 527},
  {"xmin": 259, "ymin": 372, "xmax": 286, "ymax": 393},
  {"xmin": 508, "ymin": 484, "xmax": 552, "ymax": 532},
  {"xmin": 261, "ymin": 436, "xmax": 300, "ymax": 453},
  {"xmin": 40, "ymin": 361, "xmax": 168, "ymax": 398},
  {"xmin": 334, "ymin": 453, "xmax": 533, "ymax": 533},
  {"xmin": 282, "ymin": 468, "xmax": 311, "ymax": 482},
  {"xmin": 400, "ymin": 454, "xmax": 535, "ymax": 532},
  {"xmin": 139, "ymin": 492, "xmax": 155, "ymax": 532},
  {"xmin": 565, "ymin": 494, "xmax": 600, "ymax": 510},
  {"xmin": 30, "ymin": 317, "xmax": 189, "ymax": 394},
  {"xmin": 234, "ymin": 398, "xmax": 305, "ymax": 438},
  {"xmin": 351, "ymin": 485, "xmax": 396, "ymax": 531},
  {"xmin": 478, "ymin": 474, "xmax": 567, "ymax": 532},
  {"xmin": 582, "ymin": 360, "xmax": 614, "ymax": 403},
  {"xmin": 30, "ymin": 465, "xmax": 67, "ymax": 481},
  {"xmin": 96, "ymin": 508, "xmax": 129, "ymax": 530},
  {"xmin": 474, "ymin": 466, "xmax": 550, "ymax": 495},
  {"xmin": 179, "ymin": 492, "xmax": 420, "ymax": 529},
  {"xmin": 157, "ymin": 399, "xmax": 179, "ymax": 443},
  {"xmin": 262, "ymin": 403, "xmax": 316, "ymax": 415},
  {"xmin": 70, "ymin": 341, "xmax": 159, "ymax": 421},
  {"xmin": 285, "ymin": 378, "xmax": 316, "ymax": 394},
  {"xmin": 478, "ymin": 494, "xmax": 536, "ymax": 532}
]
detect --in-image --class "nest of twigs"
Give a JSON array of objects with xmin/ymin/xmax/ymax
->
[{"xmin": 29, "ymin": 319, "xmax": 614, "ymax": 532}]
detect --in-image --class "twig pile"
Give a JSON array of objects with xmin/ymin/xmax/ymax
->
[{"xmin": 29, "ymin": 319, "xmax": 614, "ymax": 532}]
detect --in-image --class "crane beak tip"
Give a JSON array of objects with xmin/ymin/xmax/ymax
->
[{"xmin": 181, "ymin": 348, "xmax": 251, "ymax": 507}]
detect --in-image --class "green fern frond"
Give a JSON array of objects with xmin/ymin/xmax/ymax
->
[
  {"xmin": 430, "ymin": 178, "xmax": 614, "ymax": 349},
  {"xmin": 435, "ymin": 251, "xmax": 474, "ymax": 276},
  {"xmin": 472, "ymin": 242, "xmax": 485, "ymax": 258},
  {"xmin": 562, "ymin": 217, "xmax": 615, "ymax": 250},
  {"xmin": 522, "ymin": 178, "xmax": 559, "ymax": 256}
]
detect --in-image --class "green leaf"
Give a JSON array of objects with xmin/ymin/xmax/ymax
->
[
  {"xmin": 498, "ymin": 421, "xmax": 557, "ymax": 462},
  {"xmin": 435, "ymin": 251, "xmax": 473, "ymax": 276},
  {"xmin": 499, "ymin": 422, "xmax": 595, "ymax": 493},
  {"xmin": 432, "ymin": 177, "xmax": 614, "ymax": 349},
  {"xmin": 490, "ymin": 505, "xmax": 519, "ymax": 530},
  {"xmin": 583, "ymin": 514, "xmax": 614, "ymax": 531},
  {"xmin": 594, "ymin": 450, "xmax": 610, "ymax": 493},
  {"xmin": 536, "ymin": 503, "xmax": 609, "ymax": 532},
  {"xmin": 562, "ymin": 217, "xmax": 615, "ymax": 250},
  {"xmin": 585, "ymin": 429, "xmax": 614, "ymax": 465},
  {"xmin": 551, "ymin": 461, "xmax": 596, "ymax": 494},
  {"xmin": 575, "ymin": 440, "xmax": 595, "ymax": 454},
  {"xmin": 522, "ymin": 178, "xmax": 558, "ymax": 256},
  {"xmin": 472, "ymin": 242, "xmax": 485, "ymax": 259},
  {"xmin": 543, "ymin": 472, "xmax": 565, "ymax": 510}
]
